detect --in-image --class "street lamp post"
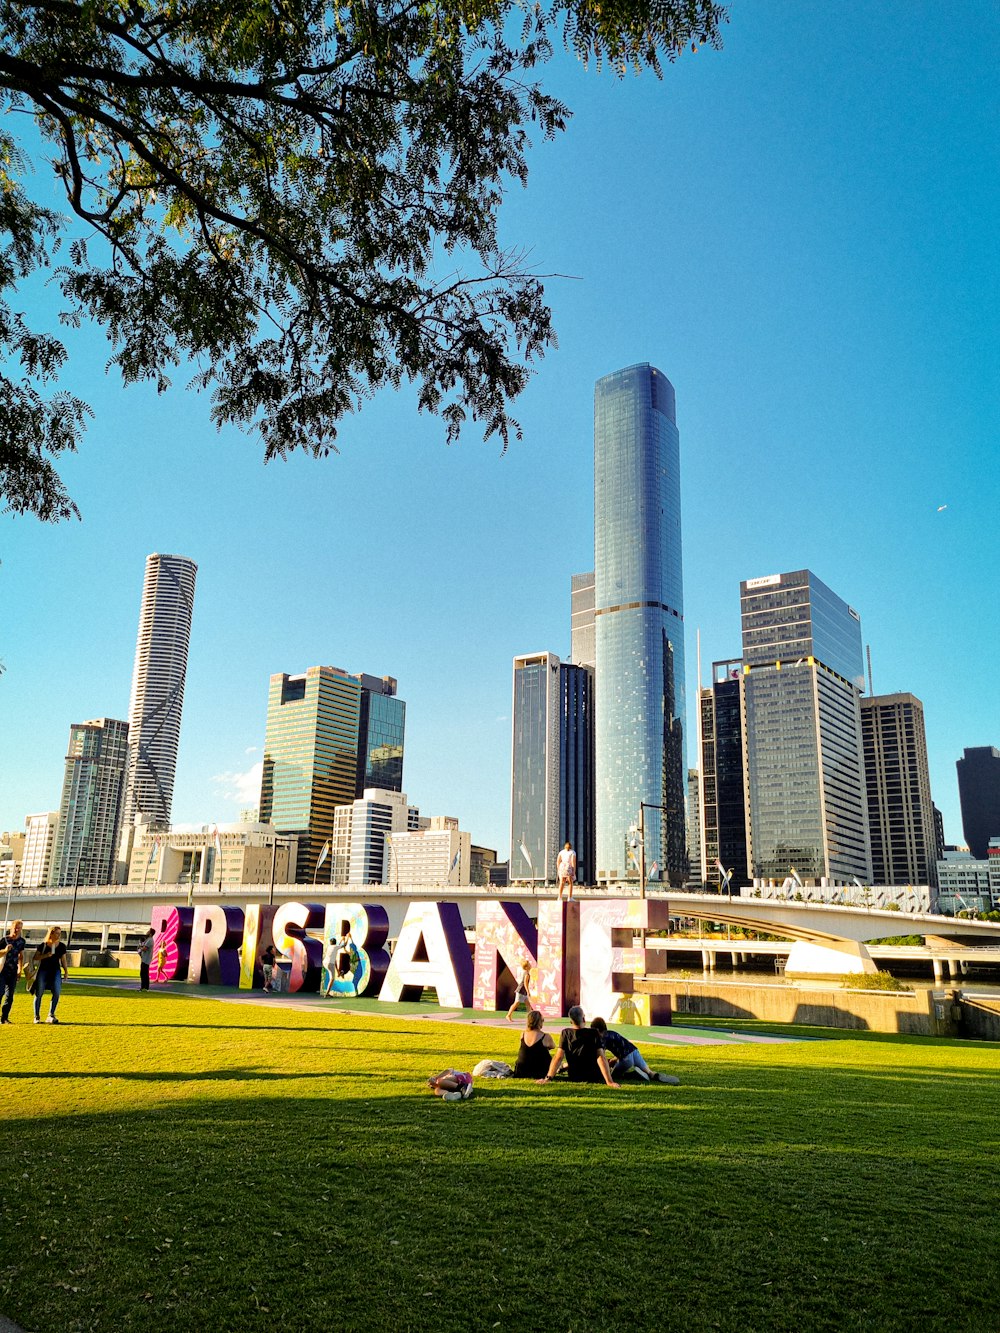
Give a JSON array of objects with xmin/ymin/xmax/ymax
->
[{"xmin": 634, "ymin": 801, "xmax": 671, "ymax": 899}]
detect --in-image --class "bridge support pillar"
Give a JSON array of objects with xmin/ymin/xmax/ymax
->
[
  {"xmin": 932, "ymin": 957, "xmax": 943, "ymax": 984},
  {"xmin": 784, "ymin": 938, "xmax": 877, "ymax": 979},
  {"xmin": 100, "ymin": 925, "xmax": 110, "ymax": 950},
  {"xmin": 701, "ymin": 949, "xmax": 711, "ymax": 972}
]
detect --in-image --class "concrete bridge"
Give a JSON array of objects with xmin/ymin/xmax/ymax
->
[{"xmin": 7, "ymin": 883, "xmax": 1000, "ymax": 979}]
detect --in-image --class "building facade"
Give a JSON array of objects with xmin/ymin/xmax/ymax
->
[
  {"xmin": 861, "ymin": 693, "xmax": 937, "ymax": 888},
  {"xmin": 126, "ymin": 824, "xmax": 296, "ymax": 888},
  {"xmin": 121, "ymin": 553, "xmax": 198, "ymax": 832},
  {"xmin": 258, "ymin": 666, "xmax": 363, "ymax": 882},
  {"xmin": 387, "ymin": 816, "xmax": 471, "ymax": 886},
  {"xmin": 935, "ymin": 849, "xmax": 992, "ymax": 913},
  {"xmin": 510, "ymin": 652, "xmax": 562, "ymax": 883},
  {"xmin": 21, "ymin": 812, "xmax": 58, "ymax": 888},
  {"xmin": 594, "ymin": 364, "xmax": 686, "ymax": 885},
  {"xmin": 698, "ymin": 660, "xmax": 751, "ymax": 889},
  {"xmin": 570, "ymin": 571, "xmax": 596, "ymax": 669},
  {"xmin": 956, "ymin": 746, "xmax": 1000, "ymax": 859},
  {"xmin": 559, "ymin": 662, "xmax": 595, "ymax": 885},
  {"xmin": 741, "ymin": 571, "xmax": 871, "ymax": 884},
  {"xmin": 347, "ymin": 789, "xmax": 417, "ymax": 885},
  {"xmin": 354, "ymin": 674, "xmax": 405, "ymax": 796},
  {"xmin": 50, "ymin": 718, "xmax": 129, "ymax": 886}
]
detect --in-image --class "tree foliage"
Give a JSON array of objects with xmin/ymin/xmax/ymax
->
[{"xmin": 0, "ymin": 0, "xmax": 726, "ymax": 519}]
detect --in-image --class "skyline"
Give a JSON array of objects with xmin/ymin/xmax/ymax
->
[{"xmin": 1, "ymin": 4, "xmax": 997, "ymax": 859}]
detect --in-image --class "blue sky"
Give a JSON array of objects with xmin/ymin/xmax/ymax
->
[{"xmin": 1, "ymin": 2, "xmax": 997, "ymax": 859}]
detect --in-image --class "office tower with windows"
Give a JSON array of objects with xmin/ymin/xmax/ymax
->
[
  {"xmin": 259, "ymin": 666, "xmax": 363, "ymax": 882},
  {"xmin": 570, "ymin": 572, "xmax": 596, "ymax": 668},
  {"xmin": 956, "ymin": 746, "xmax": 1000, "ymax": 859},
  {"xmin": 741, "ymin": 570, "xmax": 871, "ymax": 883},
  {"xmin": 50, "ymin": 718, "xmax": 129, "ymax": 886},
  {"xmin": 594, "ymin": 364, "xmax": 686, "ymax": 885},
  {"xmin": 121, "ymin": 553, "xmax": 197, "ymax": 831},
  {"xmin": 354, "ymin": 674, "xmax": 406, "ymax": 796},
  {"xmin": 21, "ymin": 812, "xmax": 58, "ymax": 888},
  {"xmin": 861, "ymin": 693, "xmax": 937, "ymax": 888},
  {"xmin": 698, "ymin": 660, "xmax": 751, "ymax": 889},
  {"xmin": 559, "ymin": 661, "xmax": 595, "ymax": 884},
  {"xmin": 346, "ymin": 788, "xmax": 417, "ymax": 884},
  {"xmin": 510, "ymin": 652, "xmax": 562, "ymax": 883}
]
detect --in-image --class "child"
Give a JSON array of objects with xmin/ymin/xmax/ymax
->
[
  {"xmin": 506, "ymin": 960, "xmax": 534, "ymax": 1022},
  {"xmin": 427, "ymin": 1069, "xmax": 474, "ymax": 1102}
]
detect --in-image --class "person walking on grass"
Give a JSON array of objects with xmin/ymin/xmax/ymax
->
[
  {"xmin": 32, "ymin": 926, "xmax": 69, "ymax": 1025},
  {"xmin": 537, "ymin": 1006, "xmax": 619, "ymax": 1088},
  {"xmin": 506, "ymin": 960, "xmax": 534, "ymax": 1022},
  {"xmin": 137, "ymin": 928, "xmax": 155, "ymax": 991},
  {"xmin": 0, "ymin": 919, "xmax": 26, "ymax": 1024},
  {"xmin": 590, "ymin": 1017, "xmax": 680, "ymax": 1084}
]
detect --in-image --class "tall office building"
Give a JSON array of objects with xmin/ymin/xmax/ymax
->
[
  {"xmin": 50, "ymin": 718, "xmax": 129, "ymax": 886},
  {"xmin": 346, "ymin": 788, "xmax": 418, "ymax": 884},
  {"xmin": 594, "ymin": 364, "xmax": 686, "ymax": 885},
  {"xmin": 121, "ymin": 553, "xmax": 197, "ymax": 830},
  {"xmin": 559, "ymin": 661, "xmax": 595, "ymax": 884},
  {"xmin": 354, "ymin": 674, "xmax": 406, "ymax": 796},
  {"xmin": 259, "ymin": 666, "xmax": 363, "ymax": 882},
  {"xmin": 570, "ymin": 572, "xmax": 596, "ymax": 669},
  {"xmin": 741, "ymin": 570, "xmax": 871, "ymax": 883},
  {"xmin": 510, "ymin": 652, "xmax": 562, "ymax": 883},
  {"xmin": 861, "ymin": 693, "xmax": 937, "ymax": 888},
  {"xmin": 21, "ymin": 812, "xmax": 58, "ymax": 888},
  {"xmin": 698, "ymin": 660, "xmax": 751, "ymax": 889},
  {"xmin": 956, "ymin": 746, "xmax": 1000, "ymax": 859}
]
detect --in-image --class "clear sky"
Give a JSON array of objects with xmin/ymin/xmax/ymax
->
[{"xmin": 1, "ymin": 2, "xmax": 997, "ymax": 861}]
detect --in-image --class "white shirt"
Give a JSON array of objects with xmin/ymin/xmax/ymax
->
[{"xmin": 556, "ymin": 849, "xmax": 576, "ymax": 877}]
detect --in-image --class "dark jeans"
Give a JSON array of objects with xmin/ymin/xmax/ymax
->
[
  {"xmin": 140, "ymin": 961, "xmax": 150, "ymax": 990},
  {"xmin": 0, "ymin": 968, "xmax": 17, "ymax": 1021},
  {"xmin": 33, "ymin": 970, "xmax": 62, "ymax": 1021}
]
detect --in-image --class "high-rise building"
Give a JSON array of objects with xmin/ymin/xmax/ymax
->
[
  {"xmin": 932, "ymin": 803, "xmax": 946, "ymax": 862},
  {"xmin": 348, "ymin": 788, "xmax": 418, "ymax": 884},
  {"xmin": 50, "ymin": 718, "xmax": 129, "ymax": 886},
  {"xmin": 570, "ymin": 572, "xmax": 596, "ymax": 669},
  {"xmin": 741, "ymin": 571, "xmax": 870, "ymax": 883},
  {"xmin": 21, "ymin": 812, "xmax": 58, "ymax": 888},
  {"xmin": 510, "ymin": 652, "xmax": 561, "ymax": 883},
  {"xmin": 698, "ymin": 659, "xmax": 751, "ymax": 890},
  {"xmin": 685, "ymin": 768, "xmax": 701, "ymax": 884},
  {"xmin": 259, "ymin": 666, "xmax": 363, "ymax": 882},
  {"xmin": 387, "ymin": 816, "xmax": 470, "ymax": 886},
  {"xmin": 861, "ymin": 693, "xmax": 937, "ymax": 888},
  {"xmin": 559, "ymin": 661, "xmax": 595, "ymax": 884},
  {"xmin": 354, "ymin": 674, "xmax": 405, "ymax": 796},
  {"xmin": 956, "ymin": 746, "xmax": 1000, "ymax": 859},
  {"xmin": 121, "ymin": 553, "xmax": 197, "ymax": 831},
  {"xmin": 594, "ymin": 364, "xmax": 686, "ymax": 885}
]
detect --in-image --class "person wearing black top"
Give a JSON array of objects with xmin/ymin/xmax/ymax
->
[
  {"xmin": 0, "ymin": 919, "xmax": 26, "ymax": 1024},
  {"xmin": 513, "ymin": 1009, "xmax": 554, "ymax": 1078},
  {"xmin": 537, "ymin": 1006, "xmax": 619, "ymax": 1088},
  {"xmin": 32, "ymin": 926, "xmax": 69, "ymax": 1025}
]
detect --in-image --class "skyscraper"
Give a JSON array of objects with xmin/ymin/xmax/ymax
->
[
  {"xmin": 354, "ymin": 674, "xmax": 406, "ymax": 796},
  {"xmin": 570, "ymin": 572, "xmax": 596, "ymax": 669},
  {"xmin": 21, "ymin": 812, "xmax": 58, "ymax": 888},
  {"xmin": 861, "ymin": 693, "xmax": 937, "ymax": 888},
  {"xmin": 559, "ymin": 661, "xmax": 595, "ymax": 884},
  {"xmin": 510, "ymin": 652, "xmax": 561, "ymax": 883},
  {"xmin": 50, "ymin": 718, "xmax": 129, "ymax": 886},
  {"xmin": 741, "ymin": 570, "xmax": 870, "ymax": 883},
  {"xmin": 258, "ymin": 666, "xmax": 363, "ymax": 882},
  {"xmin": 594, "ymin": 364, "xmax": 686, "ymax": 885},
  {"xmin": 956, "ymin": 746, "xmax": 1000, "ymax": 859},
  {"xmin": 698, "ymin": 660, "xmax": 751, "ymax": 889},
  {"xmin": 121, "ymin": 553, "xmax": 198, "ymax": 829}
]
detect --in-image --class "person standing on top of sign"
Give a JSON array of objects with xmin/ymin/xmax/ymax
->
[{"xmin": 556, "ymin": 842, "xmax": 577, "ymax": 900}]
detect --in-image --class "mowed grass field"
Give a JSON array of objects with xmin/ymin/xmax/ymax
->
[{"xmin": 1, "ymin": 982, "xmax": 999, "ymax": 1333}]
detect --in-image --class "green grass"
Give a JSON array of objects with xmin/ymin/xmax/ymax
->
[{"xmin": 2, "ymin": 985, "xmax": 999, "ymax": 1332}]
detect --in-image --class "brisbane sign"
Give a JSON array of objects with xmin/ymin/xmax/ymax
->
[{"xmin": 149, "ymin": 898, "xmax": 672, "ymax": 1024}]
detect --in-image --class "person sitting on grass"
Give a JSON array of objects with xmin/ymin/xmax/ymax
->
[
  {"xmin": 590, "ymin": 1017, "xmax": 680, "ymax": 1085},
  {"xmin": 537, "ymin": 1006, "xmax": 619, "ymax": 1088},
  {"xmin": 512, "ymin": 1009, "xmax": 554, "ymax": 1079},
  {"xmin": 427, "ymin": 1069, "xmax": 474, "ymax": 1102}
]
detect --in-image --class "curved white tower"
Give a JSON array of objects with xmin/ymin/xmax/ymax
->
[{"xmin": 122, "ymin": 553, "xmax": 198, "ymax": 828}]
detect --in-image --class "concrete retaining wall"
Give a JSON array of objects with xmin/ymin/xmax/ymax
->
[
  {"xmin": 636, "ymin": 978, "xmax": 962, "ymax": 1036},
  {"xmin": 958, "ymin": 996, "xmax": 1000, "ymax": 1041}
]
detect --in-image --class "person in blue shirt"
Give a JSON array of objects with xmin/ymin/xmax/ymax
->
[{"xmin": 591, "ymin": 1016, "xmax": 679, "ymax": 1084}]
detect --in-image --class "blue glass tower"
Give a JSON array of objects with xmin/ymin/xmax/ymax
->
[{"xmin": 594, "ymin": 364, "xmax": 686, "ymax": 884}]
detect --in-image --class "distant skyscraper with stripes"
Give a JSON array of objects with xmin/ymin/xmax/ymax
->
[
  {"xmin": 121, "ymin": 553, "xmax": 198, "ymax": 829},
  {"xmin": 50, "ymin": 718, "xmax": 129, "ymax": 886}
]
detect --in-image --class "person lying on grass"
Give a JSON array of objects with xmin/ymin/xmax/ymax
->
[
  {"xmin": 427, "ymin": 1069, "xmax": 474, "ymax": 1101},
  {"xmin": 590, "ymin": 1017, "xmax": 680, "ymax": 1085},
  {"xmin": 537, "ymin": 1006, "xmax": 619, "ymax": 1088}
]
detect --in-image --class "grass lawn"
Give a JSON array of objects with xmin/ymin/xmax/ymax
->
[{"xmin": 1, "ymin": 982, "xmax": 999, "ymax": 1333}]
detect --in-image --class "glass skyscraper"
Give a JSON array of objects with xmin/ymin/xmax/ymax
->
[
  {"xmin": 956, "ymin": 746, "xmax": 1000, "ymax": 859},
  {"xmin": 509, "ymin": 652, "xmax": 561, "ymax": 883},
  {"xmin": 559, "ymin": 662, "xmax": 595, "ymax": 885},
  {"xmin": 699, "ymin": 660, "xmax": 751, "ymax": 889},
  {"xmin": 354, "ymin": 674, "xmax": 405, "ymax": 796},
  {"xmin": 594, "ymin": 364, "xmax": 686, "ymax": 885}
]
